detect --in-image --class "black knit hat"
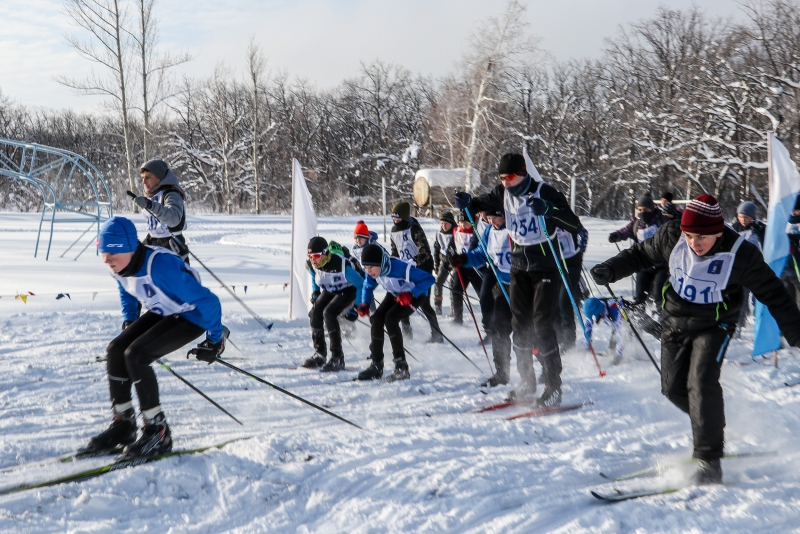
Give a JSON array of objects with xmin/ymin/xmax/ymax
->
[
  {"xmin": 307, "ymin": 236, "xmax": 328, "ymax": 254},
  {"xmin": 140, "ymin": 159, "xmax": 169, "ymax": 181},
  {"xmin": 360, "ymin": 244, "xmax": 384, "ymax": 266},
  {"xmin": 486, "ymin": 207, "xmax": 504, "ymax": 217},
  {"xmin": 498, "ymin": 153, "xmax": 526, "ymax": 175},
  {"xmin": 439, "ymin": 211, "xmax": 456, "ymax": 225},
  {"xmin": 392, "ymin": 201, "xmax": 411, "ymax": 221},
  {"xmin": 637, "ymin": 194, "xmax": 656, "ymax": 210},
  {"xmin": 660, "ymin": 191, "xmax": 674, "ymax": 202}
]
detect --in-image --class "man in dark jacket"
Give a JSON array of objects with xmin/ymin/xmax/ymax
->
[
  {"xmin": 433, "ymin": 211, "xmax": 456, "ymax": 315},
  {"xmin": 133, "ymin": 159, "xmax": 188, "ymax": 258},
  {"xmin": 591, "ymin": 194, "xmax": 800, "ymax": 485},
  {"xmin": 455, "ymin": 153, "xmax": 582, "ymax": 405},
  {"xmin": 390, "ymin": 201, "xmax": 443, "ymax": 343}
]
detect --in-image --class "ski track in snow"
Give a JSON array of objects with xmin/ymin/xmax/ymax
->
[{"xmin": 1, "ymin": 213, "xmax": 800, "ymax": 532}]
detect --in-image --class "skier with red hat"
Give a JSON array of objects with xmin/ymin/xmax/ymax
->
[{"xmin": 591, "ymin": 194, "xmax": 800, "ymax": 485}]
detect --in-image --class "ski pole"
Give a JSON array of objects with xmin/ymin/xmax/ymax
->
[
  {"xmin": 604, "ymin": 284, "xmax": 661, "ymax": 373},
  {"xmin": 156, "ymin": 359, "xmax": 243, "ymax": 425},
  {"xmin": 538, "ymin": 216, "xmax": 605, "ymax": 377},
  {"xmin": 464, "ymin": 207, "xmax": 511, "ymax": 306},
  {"xmin": 355, "ymin": 317, "xmax": 419, "ymax": 362},
  {"xmin": 615, "ymin": 241, "xmax": 635, "ymax": 294},
  {"xmin": 125, "ymin": 191, "xmax": 274, "ymax": 334},
  {"xmin": 411, "ymin": 306, "xmax": 485, "ymax": 374},
  {"xmin": 454, "ymin": 266, "xmax": 494, "ymax": 375},
  {"xmin": 213, "ymin": 355, "xmax": 362, "ymax": 430}
]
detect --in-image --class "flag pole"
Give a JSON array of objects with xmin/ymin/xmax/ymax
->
[{"xmin": 289, "ymin": 160, "xmax": 296, "ymax": 319}]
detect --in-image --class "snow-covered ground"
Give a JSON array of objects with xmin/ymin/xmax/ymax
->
[{"xmin": 2, "ymin": 212, "xmax": 800, "ymax": 533}]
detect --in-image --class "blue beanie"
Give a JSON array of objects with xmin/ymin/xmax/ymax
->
[
  {"xmin": 98, "ymin": 217, "xmax": 139, "ymax": 253},
  {"xmin": 582, "ymin": 298, "xmax": 606, "ymax": 321}
]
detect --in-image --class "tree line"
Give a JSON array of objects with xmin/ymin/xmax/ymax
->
[{"xmin": 2, "ymin": 0, "xmax": 800, "ymax": 219}]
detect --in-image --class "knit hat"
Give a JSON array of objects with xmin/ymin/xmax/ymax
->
[
  {"xmin": 498, "ymin": 153, "xmax": 526, "ymax": 175},
  {"xmin": 680, "ymin": 194, "xmax": 725, "ymax": 234},
  {"xmin": 637, "ymin": 194, "xmax": 656, "ymax": 211},
  {"xmin": 307, "ymin": 236, "xmax": 328, "ymax": 254},
  {"xmin": 354, "ymin": 220, "xmax": 370, "ymax": 238},
  {"xmin": 360, "ymin": 244, "xmax": 384, "ymax": 266},
  {"xmin": 439, "ymin": 211, "xmax": 456, "ymax": 226},
  {"xmin": 736, "ymin": 201, "xmax": 756, "ymax": 219},
  {"xmin": 140, "ymin": 159, "xmax": 169, "ymax": 181},
  {"xmin": 661, "ymin": 191, "xmax": 674, "ymax": 203},
  {"xmin": 392, "ymin": 201, "xmax": 410, "ymax": 221},
  {"xmin": 457, "ymin": 211, "xmax": 468, "ymax": 222},
  {"xmin": 98, "ymin": 217, "xmax": 139, "ymax": 253}
]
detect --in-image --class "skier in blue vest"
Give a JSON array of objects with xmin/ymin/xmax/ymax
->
[
  {"xmin": 302, "ymin": 236, "xmax": 364, "ymax": 372},
  {"xmin": 80, "ymin": 217, "xmax": 226, "ymax": 460},
  {"xmin": 581, "ymin": 297, "xmax": 625, "ymax": 365},
  {"xmin": 356, "ymin": 244, "xmax": 436, "ymax": 382}
]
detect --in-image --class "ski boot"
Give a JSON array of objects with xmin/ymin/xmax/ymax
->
[
  {"xmin": 320, "ymin": 357, "xmax": 345, "ymax": 372},
  {"xmin": 481, "ymin": 370, "xmax": 510, "ymax": 388},
  {"xmin": 507, "ymin": 379, "xmax": 537, "ymax": 401},
  {"xmin": 120, "ymin": 412, "xmax": 172, "ymax": 460},
  {"xmin": 302, "ymin": 353, "xmax": 326, "ymax": 368},
  {"xmin": 426, "ymin": 331, "xmax": 444, "ymax": 344},
  {"xmin": 78, "ymin": 407, "xmax": 136, "ymax": 455},
  {"xmin": 534, "ymin": 386, "xmax": 562, "ymax": 408},
  {"xmin": 434, "ymin": 297, "xmax": 443, "ymax": 316},
  {"xmin": 357, "ymin": 360, "xmax": 384, "ymax": 381},
  {"xmin": 385, "ymin": 358, "xmax": 410, "ymax": 382},
  {"xmin": 691, "ymin": 459, "xmax": 722, "ymax": 485}
]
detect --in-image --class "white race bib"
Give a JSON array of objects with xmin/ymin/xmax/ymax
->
[
  {"xmin": 391, "ymin": 228, "xmax": 418, "ymax": 265},
  {"xmin": 377, "ymin": 262, "xmax": 417, "ymax": 296},
  {"xmin": 556, "ymin": 228, "xmax": 578, "ymax": 260},
  {"xmin": 453, "ymin": 230, "xmax": 473, "ymax": 254},
  {"xmin": 436, "ymin": 232, "xmax": 453, "ymax": 252},
  {"xmin": 503, "ymin": 182, "xmax": 547, "ymax": 246},
  {"xmin": 668, "ymin": 236, "xmax": 744, "ymax": 304},
  {"xmin": 144, "ymin": 190, "xmax": 184, "ymax": 238},
  {"xmin": 314, "ymin": 254, "xmax": 352, "ymax": 293},
  {"xmin": 486, "ymin": 227, "xmax": 511, "ymax": 274}
]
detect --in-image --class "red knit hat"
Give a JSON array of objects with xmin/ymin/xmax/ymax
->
[
  {"xmin": 354, "ymin": 220, "xmax": 370, "ymax": 238},
  {"xmin": 680, "ymin": 194, "xmax": 725, "ymax": 234}
]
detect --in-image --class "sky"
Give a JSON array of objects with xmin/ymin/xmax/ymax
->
[{"xmin": 1, "ymin": 0, "xmax": 746, "ymax": 113}]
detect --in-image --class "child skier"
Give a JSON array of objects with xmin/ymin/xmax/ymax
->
[
  {"xmin": 302, "ymin": 237, "xmax": 364, "ymax": 371},
  {"xmin": 450, "ymin": 212, "xmax": 483, "ymax": 325},
  {"xmin": 389, "ymin": 201, "xmax": 442, "ymax": 343},
  {"xmin": 433, "ymin": 211, "xmax": 457, "ymax": 315},
  {"xmin": 351, "ymin": 220, "xmax": 381, "ymax": 271},
  {"xmin": 356, "ymin": 244, "xmax": 436, "ymax": 382},
  {"xmin": 591, "ymin": 194, "xmax": 800, "ymax": 484},
  {"xmin": 455, "ymin": 153, "xmax": 582, "ymax": 405},
  {"xmin": 82, "ymin": 217, "xmax": 226, "ymax": 459},
  {"xmin": 581, "ymin": 297, "xmax": 624, "ymax": 365},
  {"xmin": 450, "ymin": 208, "xmax": 512, "ymax": 387}
]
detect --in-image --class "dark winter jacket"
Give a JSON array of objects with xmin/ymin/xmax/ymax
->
[
  {"xmin": 306, "ymin": 253, "xmax": 364, "ymax": 303},
  {"xmin": 468, "ymin": 178, "xmax": 581, "ymax": 272},
  {"xmin": 600, "ymin": 220, "xmax": 800, "ymax": 345},
  {"xmin": 731, "ymin": 219, "xmax": 766, "ymax": 247},
  {"xmin": 146, "ymin": 170, "xmax": 186, "ymax": 233},
  {"xmin": 433, "ymin": 228, "xmax": 455, "ymax": 274},
  {"xmin": 390, "ymin": 217, "xmax": 434, "ymax": 273},
  {"xmin": 610, "ymin": 212, "xmax": 670, "ymax": 244}
]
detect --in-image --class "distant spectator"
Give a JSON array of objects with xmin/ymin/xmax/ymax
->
[{"xmin": 659, "ymin": 190, "xmax": 682, "ymax": 220}]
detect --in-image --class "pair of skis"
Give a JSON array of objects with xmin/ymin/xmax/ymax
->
[{"xmin": 474, "ymin": 398, "xmax": 588, "ymax": 420}]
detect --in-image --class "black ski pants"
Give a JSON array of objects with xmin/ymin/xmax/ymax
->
[
  {"xmin": 555, "ymin": 265, "xmax": 583, "ymax": 352},
  {"xmin": 634, "ymin": 265, "xmax": 669, "ymax": 309},
  {"xmin": 106, "ymin": 311, "xmax": 205, "ymax": 411},
  {"xmin": 401, "ymin": 266, "xmax": 441, "ymax": 339},
  {"xmin": 491, "ymin": 283, "xmax": 512, "ymax": 379},
  {"xmin": 451, "ymin": 266, "xmax": 483, "ymax": 322},
  {"xmin": 479, "ymin": 268, "xmax": 497, "ymax": 335},
  {"xmin": 509, "ymin": 268, "xmax": 562, "ymax": 388},
  {"xmin": 309, "ymin": 287, "xmax": 356, "ymax": 359},
  {"xmin": 370, "ymin": 293, "xmax": 420, "ymax": 363},
  {"xmin": 434, "ymin": 262, "xmax": 452, "ymax": 301},
  {"xmin": 661, "ymin": 314, "xmax": 734, "ymax": 460}
]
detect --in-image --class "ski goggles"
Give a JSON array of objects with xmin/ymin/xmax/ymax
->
[
  {"xmin": 307, "ymin": 249, "xmax": 328, "ymax": 260},
  {"xmin": 499, "ymin": 173, "xmax": 521, "ymax": 181}
]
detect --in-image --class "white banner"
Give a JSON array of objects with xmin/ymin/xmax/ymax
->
[{"xmin": 289, "ymin": 159, "xmax": 318, "ymax": 319}]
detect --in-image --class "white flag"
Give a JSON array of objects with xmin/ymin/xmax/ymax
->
[
  {"xmin": 289, "ymin": 159, "xmax": 317, "ymax": 319},
  {"xmin": 523, "ymin": 145, "xmax": 543, "ymax": 182},
  {"xmin": 752, "ymin": 133, "xmax": 800, "ymax": 356}
]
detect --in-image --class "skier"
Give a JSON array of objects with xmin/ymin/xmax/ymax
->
[
  {"xmin": 432, "ymin": 211, "xmax": 457, "ymax": 316},
  {"xmin": 356, "ymin": 244, "xmax": 436, "ymax": 381},
  {"xmin": 783, "ymin": 196, "xmax": 800, "ymax": 309},
  {"xmin": 659, "ymin": 191, "xmax": 682, "ymax": 220},
  {"xmin": 581, "ymin": 297, "xmax": 625, "ymax": 365},
  {"xmin": 302, "ymin": 237, "xmax": 364, "ymax": 372},
  {"xmin": 351, "ymin": 220, "xmax": 381, "ymax": 271},
  {"xmin": 553, "ymin": 225, "xmax": 588, "ymax": 352},
  {"xmin": 389, "ymin": 201, "xmax": 443, "ymax": 343},
  {"xmin": 132, "ymin": 159, "xmax": 189, "ymax": 259},
  {"xmin": 454, "ymin": 153, "xmax": 582, "ymax": 406},
  {"xmin": 450, "ymin": 212, "xmax": 483, "ymax": 326},
  {"xmin": 731, "ymin": 201, "xmax": 766, "ymax": 329},
  {"xmin": 449, "ymin": 208, "xmax": 512, "ymax": 386},
  {"xmin": 591, "ymin": 194, "xmax": 800, "ymax": 484},
  {"xmin": 82, "ymin": 217, "xmax": 226, "ymax": 459}
]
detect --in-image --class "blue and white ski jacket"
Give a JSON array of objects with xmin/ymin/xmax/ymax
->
[
  {"xmin": 307, "ymin": 254, "xmax": 365, "ymax": 303},
  {"xmin": 464, "ymin": 225, "xmax": 511, "ymax": 286},
  {"xmin": 115, "ymin": 247, "xmax": 224, "ymax": 343},
  {"xmin": 360, "ymin": 255, "xmax": 435, "ymax": 305}
]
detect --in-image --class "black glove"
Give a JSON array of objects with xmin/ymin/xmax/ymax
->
[
  {"xmin": 448, "ymin": 252, "xmax": 467, "ymax": 268},
  {"xmin": 310, "ymin": 291, "xmax": 320, "ymax": 305},
  {"xmin": 454, "ymin": 192, "xmax": 472, "ymax": 210},
  {"xmin": 527, "ymin": 197, "xmax": 554, "ymax": 217},
  {"xmin": 188, "ymin": 336, "xmax": 226, "ymax": 364},
  {"xmin": 608, "ymin": 233, "xmax": 621, "ymax": 243},
  {"xmin": 590, "ymin": 264, "xmax": 616, "ymax": 286},
  {"xmin": 122, "ymin": 321, "xmax": 133, "ymax": 331},
  {"xmin": 344, "ymin": 307, "xmax": 358, "ymax": 322},
  {"xmin": 133, "ymin": 196, "xmax": 153, "ymax": 211},
  {"xmin": 169, "ymin": 238, "xmax": 189, "ymax": 257}
]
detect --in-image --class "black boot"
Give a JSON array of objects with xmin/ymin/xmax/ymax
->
[
  {"xmin": 321, "ymin": 328, "xmax": 344, "ymax": 372},
  {"xmin": 302, "ymin": 353, "xmax": 326, "ymax": 368},
  {"xmin": 321, "ymin": 356, "xmax": 345, "ymax": 372},
  {"xmin": 385, "ymin": 358, "xmax": 410, "ymax": 382},
  {"xmin": 691, "ymin": 458, "xmax": 722, "ymax": 485},
  {"xmin": 302, "ymin": 328, "xmax": 327, "ymax": 368},
  {"xmin": 120, "ymin": 412, "xmax": 172, "ymax": 460},
  {"xmin": 357, "ymin": 360, "xmax": 383, "ymax": 381},
  {"xmin": 534, "ymin": 386, "xmax": 562, "ymax": 407},
  {"xmin": 481, "ymin": 363, "xmax": 510, "ymax": 387},
  {"xmin": 79, "ymin": 407, "xmax": 136, "ymax": 454}
]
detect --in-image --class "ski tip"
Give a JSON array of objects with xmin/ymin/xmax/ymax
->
[
  {"xmin": 266, "ymin": 322, "xmax": 274, "ymax": 330},
  {"xmin": 598, "ymin": 472, "xmax": 613, "ymax": 481}
]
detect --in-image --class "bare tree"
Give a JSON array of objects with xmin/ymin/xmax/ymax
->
[{"xmin": 246, "ymin": 38, "xmax": 267, "ymax": 214}]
